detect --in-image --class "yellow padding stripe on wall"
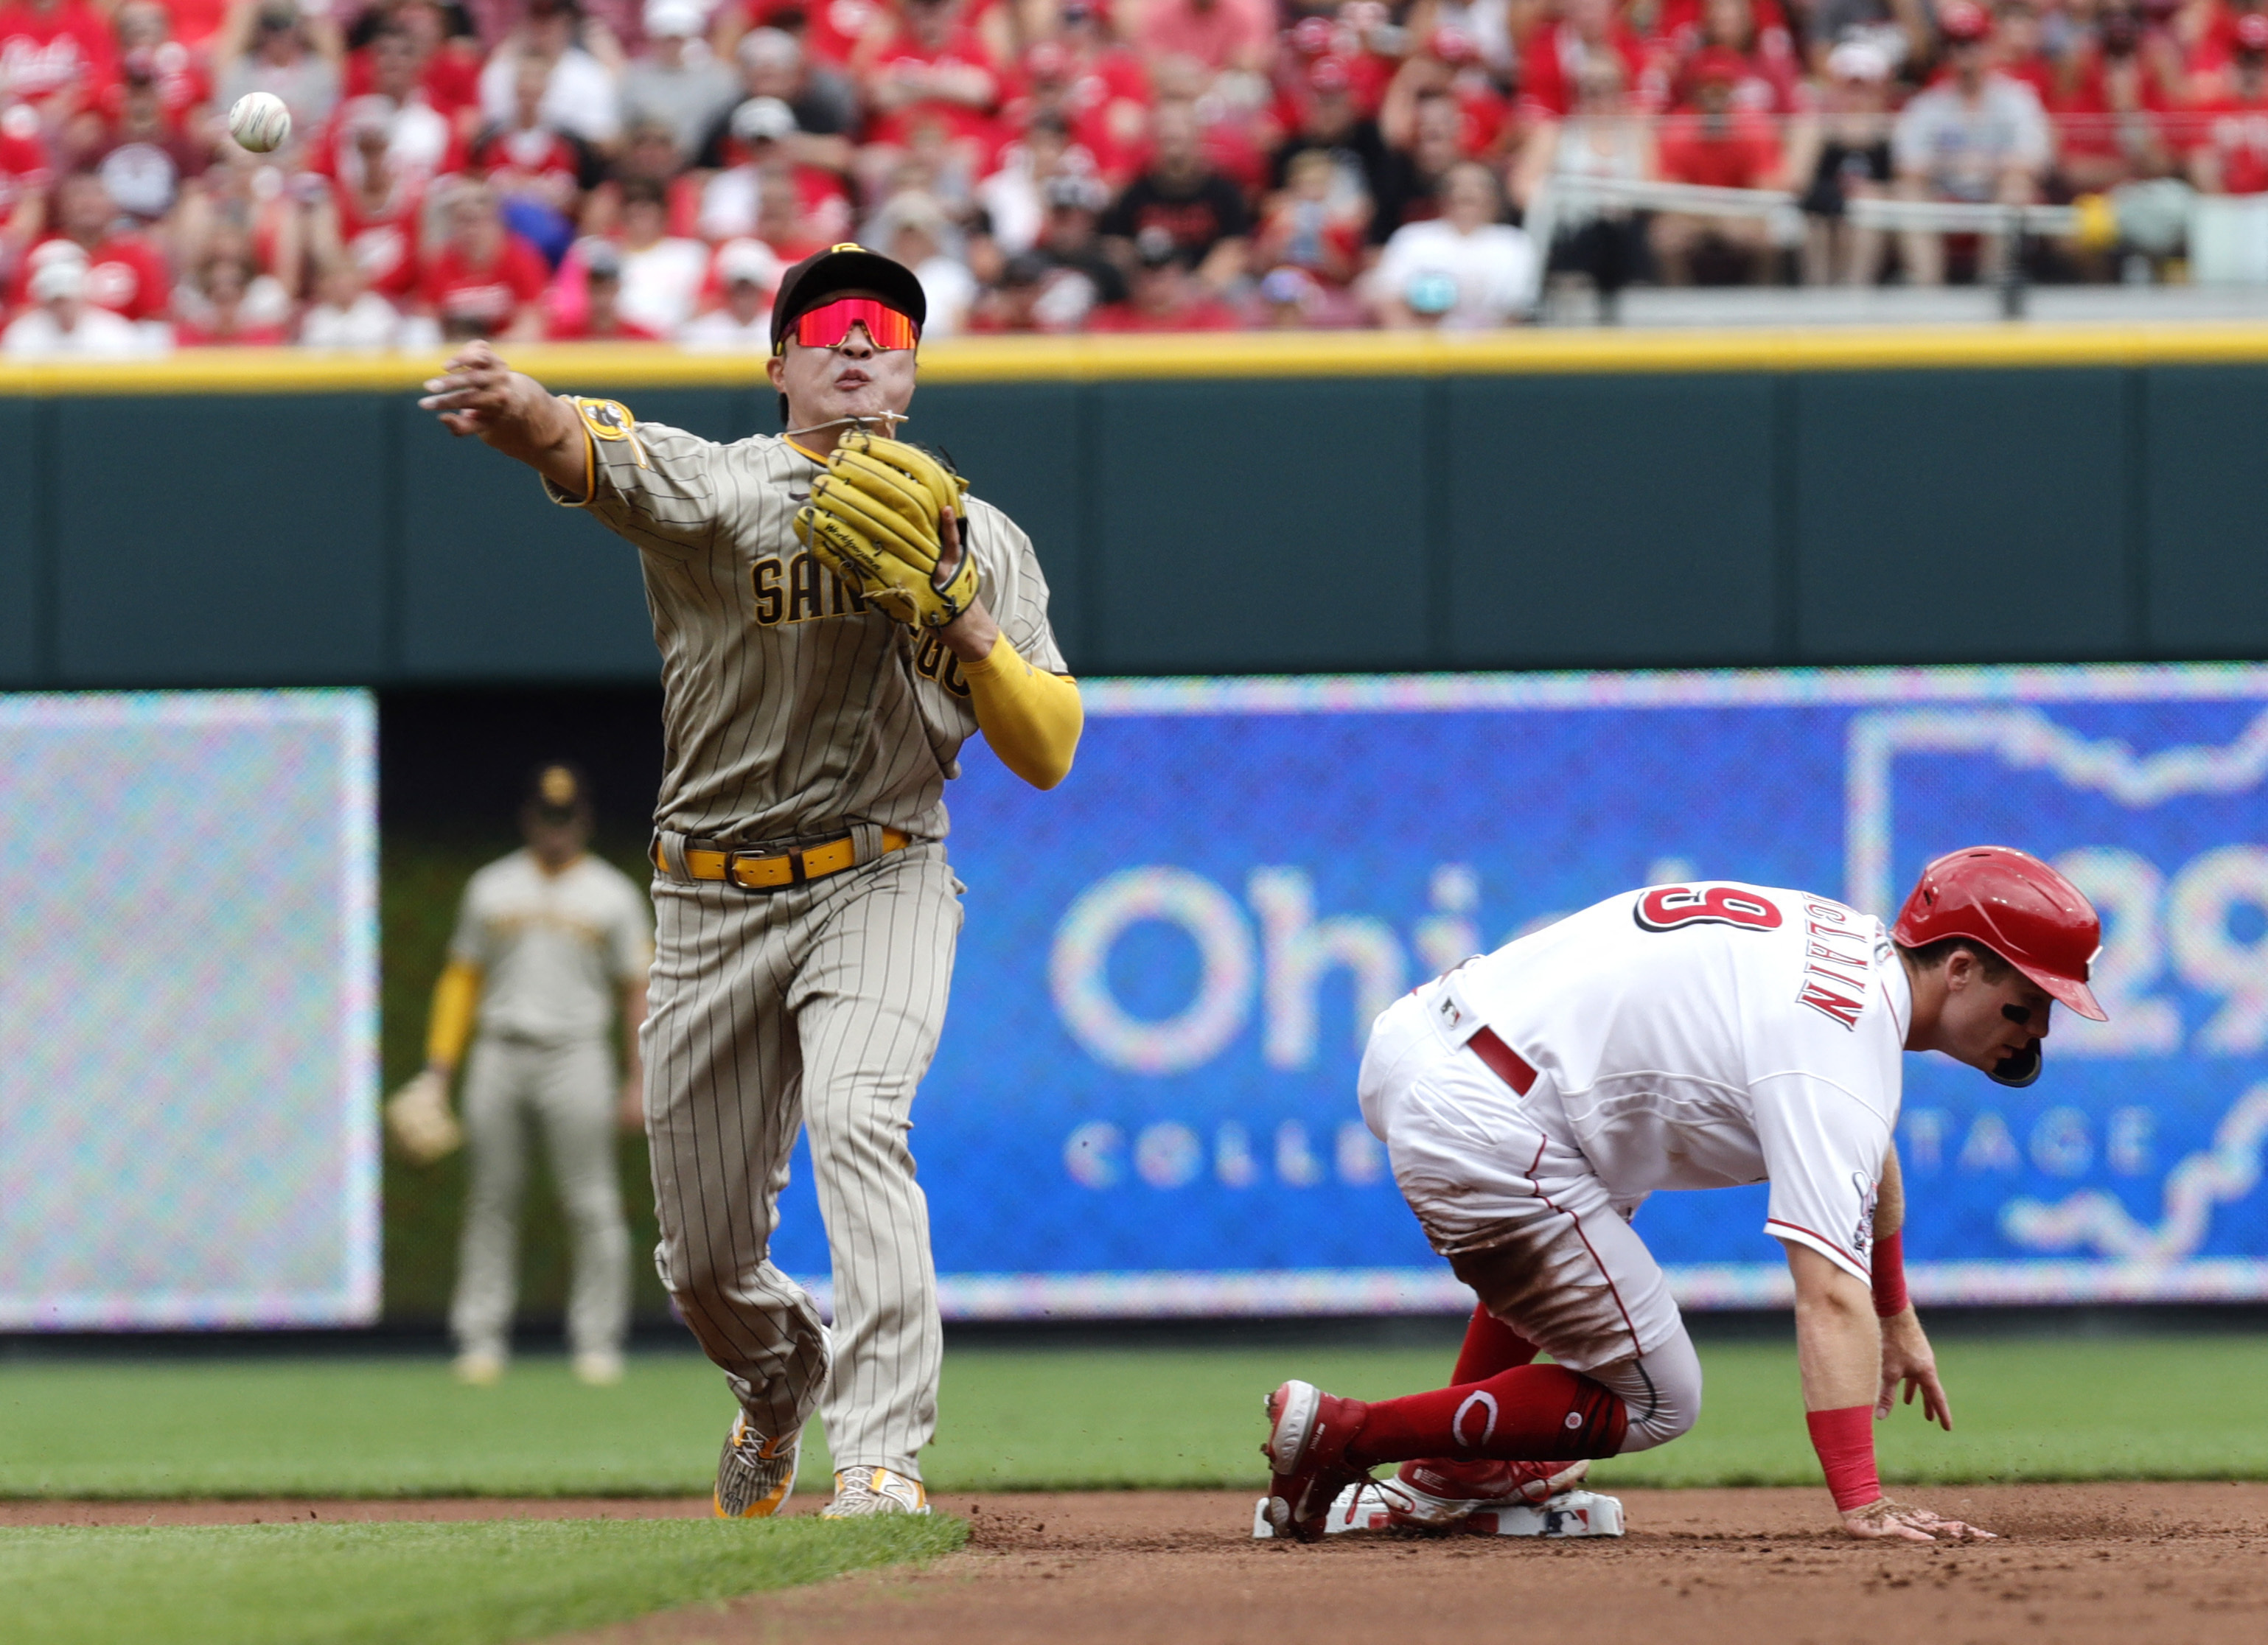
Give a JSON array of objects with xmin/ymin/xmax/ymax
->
[{"xmin": 6, "ymin": 322, "xmax": 2268, "ymax": 396}]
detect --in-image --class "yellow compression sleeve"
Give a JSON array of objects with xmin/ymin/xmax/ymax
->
[
  {"xmin": 425, "ymin": 960, "xmax": 484, "ymax": 1069},
  {"xmin": 960, "ymin": 631, "xmax": 1083, "ymax": 790}
]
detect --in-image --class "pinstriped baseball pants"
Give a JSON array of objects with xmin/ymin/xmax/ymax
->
[{"xmin": 641, "ymin": 841, "xmax": 960, "ymax": 1478}]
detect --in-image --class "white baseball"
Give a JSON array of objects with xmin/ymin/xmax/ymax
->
[{"xmin": 228, "ymin": 92, "xmax": 292, "ymax": 154}]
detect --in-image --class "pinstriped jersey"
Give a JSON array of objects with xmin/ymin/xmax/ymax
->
[{"xmin": 547, "ymin": 403, "xmax": 1068, "ymax": 846}]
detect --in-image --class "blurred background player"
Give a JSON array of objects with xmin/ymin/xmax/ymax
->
[{"xmin": 387, "ymin": 763, "xmax": 652, "ymax": 1388}]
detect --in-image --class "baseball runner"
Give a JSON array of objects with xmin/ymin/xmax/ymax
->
[
  {"xmin": 1263, "ymin": 847, "xmax": 2106, "ymax": 1544},
  {"xmin": 386, "ymin": 764, "xmax": 651, "ymax": 1387},
  {"xmin": 417, "ymin": 244, "xmax": 1081, "ymax": 1517}
]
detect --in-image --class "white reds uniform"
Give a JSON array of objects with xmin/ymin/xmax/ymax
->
[
  {"xmin": 1360, "ymin": 882, "xmax": 1905, "ymax": 1443},
  {"xmin": 448, "ymin": 847, "xmax": 653, "ymax": 1367}
]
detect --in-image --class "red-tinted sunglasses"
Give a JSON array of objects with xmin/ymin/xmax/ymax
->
[{"xmin": 780, "ymin": 297, "xmax": 920, "ymax": 353}]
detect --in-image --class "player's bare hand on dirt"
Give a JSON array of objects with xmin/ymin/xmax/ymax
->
[
  {"xmin": 1877, "ymin": 1306, "xmax": 1953, "ymax": 1431},
  {"xmin": 1840, "ymin": 1498, "xmax": 1995, "ymax": 1543}
]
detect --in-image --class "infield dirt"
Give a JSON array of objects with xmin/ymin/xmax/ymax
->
[{"xmin": 15, "ymin": 1483, "xmax": 2265, "ymax": 1644}]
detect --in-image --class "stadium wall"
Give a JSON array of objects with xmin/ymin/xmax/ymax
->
[{"xmin": 6, "ymin": 325, "xmax": 2268, "ymax": 689}]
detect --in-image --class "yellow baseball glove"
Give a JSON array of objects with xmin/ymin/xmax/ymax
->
[{"xmin": 795, "ymin": 432, "xmax": 979, "ymax": 630}]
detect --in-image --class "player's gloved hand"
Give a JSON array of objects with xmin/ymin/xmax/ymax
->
[
  {"xmin": 385, "ymin": 1069, "xmax": 464, "ymax": 1164},
  {"xmin": 1839, "ymin": 1497, "xmax": 1995, "ymax": 1543},
  {"xmin": 795, "ymin": 432, "xmax": 978, "ymax": 630},
  {"xmin": 1877, "ymin": 1306, "xmax": 1954, "ymax": 1431}
]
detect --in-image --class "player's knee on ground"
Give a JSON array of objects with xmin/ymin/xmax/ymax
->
[{"xmin": 1586, "ymin": 1331, "xmax": 1703, "ymax": 1454}]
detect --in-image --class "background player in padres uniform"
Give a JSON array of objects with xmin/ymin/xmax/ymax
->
[
  {"xmin": 1263, "ymin": 847, "xmax": 2105, "ymax": 1545},
  {"xmin": 386, "ymin": 764, "xmax": 652, "ymax": 1387},
  {"xmin": 416, "ymin": 245, "xmax": 1081, "ymax": 1517}
]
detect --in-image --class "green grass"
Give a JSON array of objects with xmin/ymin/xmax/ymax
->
[
  {"xmin": 3, "ymin": 1335, "xmax": 2264, "ymax": 1499},
  {"xmin": 0, "ymin": 1515, "xmax": 964, "ymax": 1645}
]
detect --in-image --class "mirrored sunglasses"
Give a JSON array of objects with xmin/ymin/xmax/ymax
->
[{"xmin": 781, "ymin": 297, "xmax": 920, "ymax": 353}]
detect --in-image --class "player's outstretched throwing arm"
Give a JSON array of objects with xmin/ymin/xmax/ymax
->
[{"xmin": 421, "ymin": 345, "xmax": 1081, "ymax": 791}]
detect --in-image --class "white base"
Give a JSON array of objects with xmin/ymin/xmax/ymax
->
[{"xmin": 1252, "ymin": 1483, "xmax": 1625, "ymax": 1540}]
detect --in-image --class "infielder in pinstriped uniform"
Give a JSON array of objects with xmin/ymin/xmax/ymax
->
[
  {"xmin": 389, "ymin": 764, "xmax": 651, "ymax": 1389},
  {"xmin": 419, "ymin": 244, "xmax": 1083, "ymax": 1517}
]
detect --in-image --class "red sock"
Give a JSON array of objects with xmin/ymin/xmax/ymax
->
[
  {"xmin": 1345, "ymin": 1363, "xmax": 1627, "ymax": 1467},
  {"xmin": 1450, "ymin": 1305, "xmax": 1539, "ymax": 1384}
]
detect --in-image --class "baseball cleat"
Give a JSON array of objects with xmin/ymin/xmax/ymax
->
[
  {"xmin": 1381, "ymin": 1456, "xmax": 1592, "ymax": 1530},
  {"xmin": 453, "ymin": 1351, "xmax": 505, "ymax": 1386},
  {"xmin": 572, "ymin": 1352, "xmax": 624, "ymax": 1387},
  {"xmin": 713, "ymin": 1414, "xmax": 799, "ymax": 1518},
  {"xmin": 821, "ymin": 1466, "xmax": 929, "ymax": 1517},
  {"xmin": 1261, "ymin": 1379, "xmax": 1374, "ymax": 1543}
]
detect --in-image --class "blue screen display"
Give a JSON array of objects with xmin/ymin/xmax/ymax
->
[{"xmin": 767, "ymin": 666, "xmax": 2268, "ymax": 1316}]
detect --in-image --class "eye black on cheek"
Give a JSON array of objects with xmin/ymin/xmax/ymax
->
[{"xmin": 2001, "ymin": 1003, "xmax": 2033, "ymax": 1025}]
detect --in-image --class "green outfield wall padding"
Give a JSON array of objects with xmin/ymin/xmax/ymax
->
[
  {"xmin": 0, "ymin": 397, "xmax": 38, "ymax": 685},
  {"xmin": 4, "ymin": 360, "xmax": 2265, "ymax": 688},
  {"xmin": 50, "ymin": 395, "xmax": 396, "ymax": 686},
  {"xmin": 1442, "ymin": 373, "xmax": 1782, "ymax": 668},
  {"xmin": 1790, "ymin": 369, "xmax": 2137, "ymax": 664},
  {"xmin": 2144, "ymin": 366, "xmax": 2268, "ymax": 656}
]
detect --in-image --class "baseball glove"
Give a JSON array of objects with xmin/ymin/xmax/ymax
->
[
  {"xmin": 384, "ymin": 1070, "xmax": 464, "ymax": 1165},
  {"xmin": 795, "ymin": 432, "xmax": 979, "ymax": 630}
]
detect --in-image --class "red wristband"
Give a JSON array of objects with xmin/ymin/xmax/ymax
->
[
  {"xmin": 1807, "ymin": 1405, "xmax": 1883, "ymax": 1512},
  {"xmin": 1871, "ymin": 1228, "xmax": 1909, "ymax": 1319}
]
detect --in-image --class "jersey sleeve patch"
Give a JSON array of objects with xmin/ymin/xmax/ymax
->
[{"xmin": 573, "ymin": 397, "xmax": 649, "ymax": 467}]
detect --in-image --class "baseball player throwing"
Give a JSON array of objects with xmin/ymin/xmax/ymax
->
[
  {"xmin": 418, "ymin": 244, "xmax": 1081, "ymax": 1517},
  {"xmin": 1263, "ymin": 847, "xmax": 2105, "ymax": 1544}
]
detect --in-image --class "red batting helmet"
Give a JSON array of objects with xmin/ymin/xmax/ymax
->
[{"xmin": 1891, "ymin": 846, "xmax": 2107, "ymax": 1021}]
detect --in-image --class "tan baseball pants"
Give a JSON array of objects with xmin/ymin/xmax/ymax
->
[
  {"xmin": 450, "ymin": 1034, "xmax": 632, "ymax": 1363},
  {"xmin": 641, "ymin": 839, "xmax": 960, "ymax": 1477}
]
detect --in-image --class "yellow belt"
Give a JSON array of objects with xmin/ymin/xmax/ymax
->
[{"xmin": 655, "ymin": 828, "xmax": 911, "ymax": 892}]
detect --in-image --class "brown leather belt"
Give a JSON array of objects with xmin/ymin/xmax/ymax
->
[
  {"xmin": 653, "ymin": 828, "xmax": 910, "ymax": 892},
  {"xmin": 1468, "ymin": 1025, "xmax": 1538, "ymax": 1097}
]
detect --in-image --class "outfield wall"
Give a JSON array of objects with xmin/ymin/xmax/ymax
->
[{"xmin": 5, "ymin": 325, "xmax": 2268, "ymax": 691}]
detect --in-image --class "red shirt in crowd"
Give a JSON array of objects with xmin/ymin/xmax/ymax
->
[
  {"xmin": 730, "ymin": 0, "xmax": 888, "ymax": 67},
  {"xmin": 860, "ymin": 21, "xmax": 1003, "ymax": 148},
  {"xmin": 2195, "ymin": 85, "xmax": 2268, "ymax": 192},
  {"xmin": 1671, "ymin": 39, "xmax": 1805, "ymax": 117},
  {"xmin": 420, "ymin": 231, "xmax": 548, "ymax": 332},
  {"xmin": 2050, "ymin": 51, "xmax": 2176, "ymax": 167},
  {"xmin": 96, "ymin": 41, "xmax": 209, "ymax": 131},
  {"xmin": 1656, "ymin": 108, "xmax": 1782, "ymax": 188},
  {"xmin": 1519, "ymin": 22, "xmax": 1652, "ymax": 119},
  {"xmin": 308, "ymin": 97, "xmax": 467, "ymax": 189},
  {"xmin": 331, "ymin": 175, "xmax": 426, "ymax": 298},
  {"xmin": 472, "ymin": 123, "xmax": 586, "ymax": 202},
  {"xmin": 0, "ymin": 0, "xmax": 119, "ymax": 104},
  {"xmin": 999, "ymin": 42, "xmax": 1151, "ymax": 181},
  {"xmin": 10, "ymin": 229, "xmax": 169, "ymax": 318},
  {"xmin": 343, "ymin": 38, "xmax": 484, "ymax": 121},
  {"xmin": 0, "ymin": 100, "xmax": 50, "ymax": 221}
]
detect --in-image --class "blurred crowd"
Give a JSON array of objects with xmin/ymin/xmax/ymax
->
[{"xmin": 4, "ymin": 0, "xmax": 2267, "ymax": 355}]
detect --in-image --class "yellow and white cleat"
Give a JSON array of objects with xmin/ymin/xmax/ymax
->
[
  {"xmin": 820, "ymin": 1466, "xmax": 929, "ymax": 1517},
  {"xmin": 713, "ymin": 1414, "xmax": 799, "ymax": 1518},
  {"xmin": 453, "ymin": 1351, "xmax": 505, "ymax": 1387},
  {"xmin": 572, "ymin": 1352, "xmax": 624, "ymax": 1387}
]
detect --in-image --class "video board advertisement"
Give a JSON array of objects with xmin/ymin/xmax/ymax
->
[
  {"xmin": 765, "ymin": 664, "xmax": 2268, "ymax": 1319},
  {"xmin": 0, "ymin": 691, "xmax": 378, "ymax": 1329}
]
